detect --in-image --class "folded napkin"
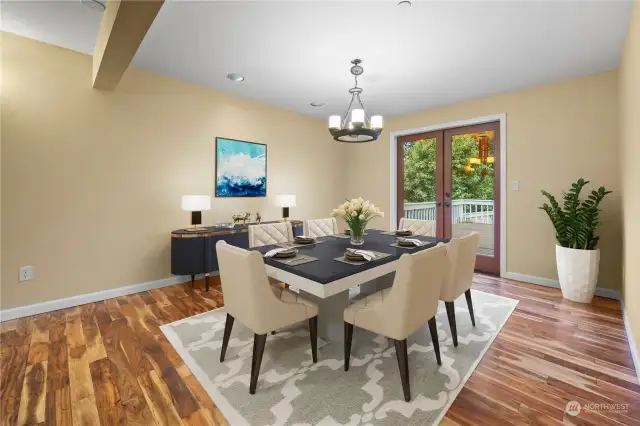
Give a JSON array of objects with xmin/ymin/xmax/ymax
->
[
  {"xmin": 397, "ymin": 238, "xmax": 423, "ymax": 246},
  {"xmin": 346, "ymin": 248, "xmax": 377, "ymax": 261},
  {"xmin": 264, "ymin": 247, "xmax": 294, "ymax": 258},
  {"xmin": 295, "ymin": 235, "xmax": 315, "ymax": 240}
]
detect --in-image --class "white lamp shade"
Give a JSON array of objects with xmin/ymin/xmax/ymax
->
[
  {"xmin": 329, "ymin": 115, "xmax": 341, "ymax": 129},
  {"xmin": 351, "ymin": 109, "xmax": 365, "ymax": 123},
  {"xmin": 181, "ymin": 195, "xmax": 211, "ymax": 211},
  {"xmin": 274, "ymin": 194, "xmax": 296, "ymax": 207},
  {"xmin": 371, "ymin": 115, "xmax": 383, "ymax": 130}
]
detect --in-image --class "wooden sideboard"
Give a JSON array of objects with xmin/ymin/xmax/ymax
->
[{"xmin": 171, "ymin": 220, "xmax": 303, "ymax": 290}]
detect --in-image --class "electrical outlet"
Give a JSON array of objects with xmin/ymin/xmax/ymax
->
[
  {"xmin": 511, "ymin": 180, "xmax": 520, "ymax": 191},
  {"xmin": 19, "ymin": 266, "xmax": 35, "ymax": 282}
]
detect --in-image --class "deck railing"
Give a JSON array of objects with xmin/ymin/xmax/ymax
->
[{"xmin": 404, "ymin": 199, "xmax": 494, "ymax": 224}]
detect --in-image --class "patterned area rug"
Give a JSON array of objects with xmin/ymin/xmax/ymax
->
[{"xmin": 162, "ymin": 290, "xmax": 517, "ymax": 425}]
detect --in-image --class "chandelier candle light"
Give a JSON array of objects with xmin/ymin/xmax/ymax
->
[
  {"xmin": 331, "ymin": 198, "xmax": 384, "ymax": 245},
  {"xmin": 329, "ymin": 59, "xmax": 383, "ymax": 143}
]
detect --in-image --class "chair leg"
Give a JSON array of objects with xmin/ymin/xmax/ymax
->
[
  {"xmin": 309, "ymin": 316, "xmax": 318, "ymax": 363},
  {"xmin": 393, "ymin": 339, "xmax": 411, "ymax": 402},
  {"xmin": 445, "ymin": 301, "xmax": 458, "ymax": 347},
  {"xmin": 428, "ymin": 317, "xmax": 442, "ymax": 366},
  {"xmin": 249, "ymin": 333, "xmax": 267, "ymax": 394},
  {"xmin": 220, "ymin": 314, "xmax": 235, "ymax": 362},
  {"xmin": 465, "ymin": 289, "xmax": 476, "ymax": 327},
  {"xmin": 190, "ymin": 274, "xmax": 195, "ymax": 287},
  {"xmin": 205, "ymin": 274, "xmax": 210, "ymax": 292},
  {"xmin": 344, "ymin": 322, "xmax": 354, "ymax": 371}
]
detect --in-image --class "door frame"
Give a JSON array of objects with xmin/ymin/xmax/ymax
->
[
  {"xmin": 396, "ymin": 130, "xmax": 445, "ymax": 239},
  {"xmin": 443, "ymin": 121, "xmax": 501, "ymax": 274},
  {"xmin": 389, "ymin": 113, "xmax": 507, "ymax": 277}
]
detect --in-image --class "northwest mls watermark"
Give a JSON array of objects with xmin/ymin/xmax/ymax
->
[{"xmin": 565, "ymin": 401, "xmax": 631, "ymax": 416}]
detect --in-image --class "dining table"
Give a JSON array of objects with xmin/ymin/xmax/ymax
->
[{"xmin": 252, "ymin": 229, "xmax": 446, "ymax": 342}]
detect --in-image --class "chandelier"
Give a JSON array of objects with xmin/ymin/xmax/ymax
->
[
  {"xmin": 466, "ymin": 132, "xmax": 495, "ymax": 176},
  {"xmin": 470, "ymin": 132, "xmax": 495, "ymax": 166},
  {"xmin": 329, "ymin": 59, "xmax": 383, "ymax": 143}
]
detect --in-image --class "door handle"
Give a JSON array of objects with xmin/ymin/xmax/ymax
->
[
  {"xmin": 435, "ymin": 201, "xmax": 442, "ymax": 206},
  {"xmin": 444, "ymin": 201, "xmax": 451, "ymax": 207}
]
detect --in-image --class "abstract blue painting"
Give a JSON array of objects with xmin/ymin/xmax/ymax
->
[{"xmin": 215, "ymin": 137, "xmax": 267, "ymax": 197}]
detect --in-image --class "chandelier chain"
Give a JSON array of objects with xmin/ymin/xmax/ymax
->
[
  {"xmin": 356, "ymin": 94, "xmax": 371, "ymax": 121},
  {"xmin": 341, "ymin": 95, "xmax": 356, "ymax": 128},
  {"xmin": 340, "ymin": 74, "xmax": 369, "ymax": 128}
]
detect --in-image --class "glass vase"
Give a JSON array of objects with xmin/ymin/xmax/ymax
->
[{"xmin": 349, "ymin": 220, "xmax": 367, "ymax": 246}]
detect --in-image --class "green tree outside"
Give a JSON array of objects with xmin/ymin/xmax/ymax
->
[{"xmin": 403, "ymin": 134, "xmax": 494, "ymax": 203}]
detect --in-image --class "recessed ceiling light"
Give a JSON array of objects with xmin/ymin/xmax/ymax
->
[
  {"xmin": 310, "ymin": 102, "xmax": 325, "ymax": 107},
  {"xmin": 397, "ymin": 1, "xmax": 411, "ymax": 8},
  {"xmin": 81, "ymin": 0, "xmax": 106, "ymax": 11},
  {"xmin": 226, "ymin": 73, "xmax": 245, "ymax": 82}
]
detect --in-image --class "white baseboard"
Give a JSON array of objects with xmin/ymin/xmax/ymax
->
[
  {"xmin": 621, "ymin": 300, "xmax": 640, "ymax": 384},
  {"xmin": 0, "ymin": 273, "xmax": 214, "ymax": 322},
  {"xmin": 502, "ymin": 272, "xmax": 621, "ymax": 300}
]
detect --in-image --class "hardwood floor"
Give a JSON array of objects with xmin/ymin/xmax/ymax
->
[{"xmin": 1, "ymin": 275, "xmax": 638, "ymax": 425}]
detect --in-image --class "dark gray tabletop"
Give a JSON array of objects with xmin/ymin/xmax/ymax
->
[{"xmin": 253, "ymin": 229, "xmax": 447, "ymax": 284}]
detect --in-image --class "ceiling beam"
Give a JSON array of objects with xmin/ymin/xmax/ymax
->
[{"xmin": 92, "ymin": 0, "xmax": 164, "ymax": 90}]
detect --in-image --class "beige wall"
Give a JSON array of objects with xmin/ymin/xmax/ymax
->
[
  {"xmin": 0, "ymin": 33, "xmax": 345, "ymax": 309},
  {"xmin": 620, "ymin": 2, "xmax": 640, "ymax": 356},
  {"xmin": 0, "ymin": 32, "xmax": 3, "ymax": 300},
  {"xmin": 0, "ymin": 29, "xmax": 629, "ymax": 311},
  {"xmin": 346, "ymin": 71, "xmax": 622, "ymax": 291}
]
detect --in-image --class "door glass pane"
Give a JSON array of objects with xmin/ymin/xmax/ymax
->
[
  {"xmin": 450, "ymin": 132, "xmax": 495, "ymax": 257},
  {"xmin": 402, "ymin": 138, "xmax": 437, "ymax": 225}
]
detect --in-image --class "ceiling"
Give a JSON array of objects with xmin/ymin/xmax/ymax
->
[{"xmin": 2, "ymin": 0, "xmax": 633, "ymax": 119}]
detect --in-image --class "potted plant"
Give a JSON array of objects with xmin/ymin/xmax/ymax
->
[
  {"xmin": 539, "ymin": 178, "xmax": 612, "ymax": 303},
  {"xmin": 331, "ymin": 198, "xmax": 384, "ymax": 245}
]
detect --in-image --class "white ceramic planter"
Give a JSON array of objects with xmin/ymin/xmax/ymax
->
[{"xmin": 555, "ymin": 245, "xmax": 600, "ymax": 303}]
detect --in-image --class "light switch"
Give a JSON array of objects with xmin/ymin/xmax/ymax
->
[{"xmin": 511, "ymin": 180, "xmax": 519, "ymax": 191}]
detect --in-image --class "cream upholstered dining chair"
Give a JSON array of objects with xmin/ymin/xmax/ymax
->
[
  {"xmin": 343, "ymin": 244, "xmax": 447, "ymax": 402},
  {"xmin": 441, "ymin": 232, "xmax": 480, "ymax": 347},
  {"xmin": 216, "ymin": 241, "xmax": 319, "ymax": 394},
  {"xmin": 248, "ymin": 221, "xmax": 294, "ymax": 247},
  {"xmin": 304, "ymin": 218, "xmax": 339, "ymax": 237},
  {"xmin": 248, "ymin": 221, "xmax": 294, "ymax": 291},
  {"xmin": 398, "ymin": 218, "xmax": 436, "ymax": 237}
]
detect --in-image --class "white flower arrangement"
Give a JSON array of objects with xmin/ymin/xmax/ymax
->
[{"xmin": 331, "ymin": 197, "xmax": 384, "ymax": 235}]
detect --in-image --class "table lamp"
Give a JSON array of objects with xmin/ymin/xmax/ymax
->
[
  {"xmin": 181, "ymin": 195, "xmax": 211, "ymax": 231},
  {"xmin": 275, "ymin": 194, "xmax": 296, "ymax": 221}
]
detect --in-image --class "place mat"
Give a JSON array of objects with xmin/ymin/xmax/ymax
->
[
  {"xmin": 381, "ymin": 231, "xmax": 414, "ymax": 236},
  {"xmin": 277, "ymin": 240, "xmax": 328, "ymax": 249},
  {"xmin": 389, "ymin": 242, "xmax": 430, "ymax": 249},
  {"xmin": 334, "ymin": 250, "xmax": 392, "ymax": 265},
  {"xmin": 270, "ymin": 254, "xmax": 319, "ymax": 267}
]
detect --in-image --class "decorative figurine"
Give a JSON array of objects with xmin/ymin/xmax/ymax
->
[
  {"xmin": 232, "ymin": 212, "xmax": 251, "ymax": 225},
  {"xmin": 255, "ymin": 212, "xmax": 262, "ymax": 224}
]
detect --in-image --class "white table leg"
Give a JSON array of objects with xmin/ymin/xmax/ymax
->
[
  {"xmin": 300, "ymin": 290, "xmax": 350, "ymax": 342},
  {"xmin": 358, "ymin": 272, "xmax": 395, "ymax": 296}
]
